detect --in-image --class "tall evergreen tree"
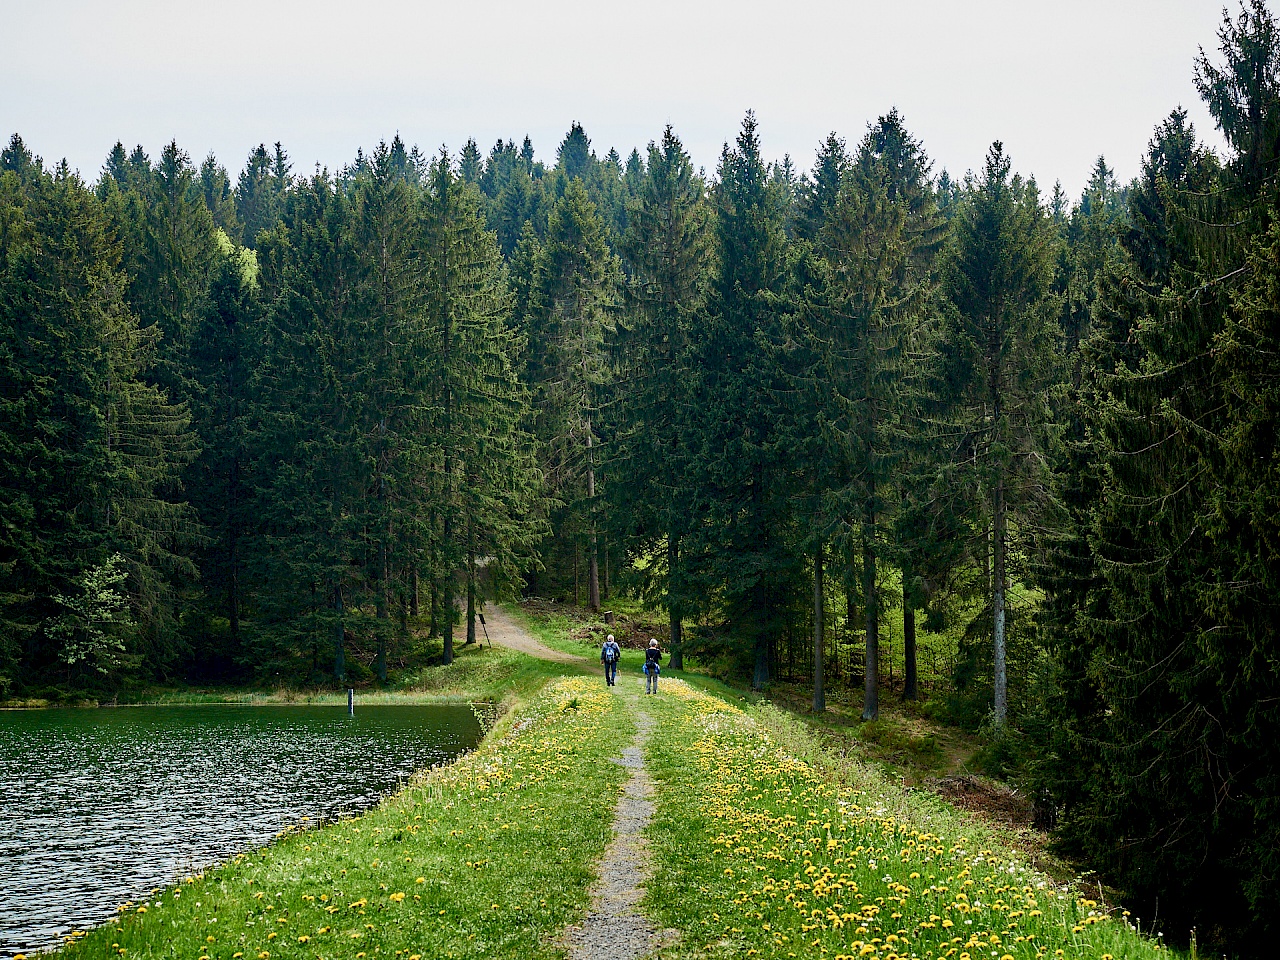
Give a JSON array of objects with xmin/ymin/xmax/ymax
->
[
  {"xmin": 523, "ymin": 181, "xmax": 618, "ymax": 610},
  {"xmin": 939, "ymin": 143, "xmax": 1058, "ymax": 729},
  {"xmin": 1041, "ymin": 5, "xmax": 1280, "ymax": 950},
  {"xmin": 689, "ymin": 113, "xmax": 799, "ymax": 688},
  {"xmin": 251, "ymin": 173, "xmax": 377, "ymax": 682},
  {"xmin": 236, "ymin": 143, "xmax": 292, "ymax": 247},
  {"xmin": 613, "ymin": 126, "xmax": 711, "ymax": 668},
  {"xmin": 803, "ymin": 111, "xmax": 944, "ymax": 718},
  {"xmin": 1, "ymin": 140, "xmax": 195, "ymax": 686}
]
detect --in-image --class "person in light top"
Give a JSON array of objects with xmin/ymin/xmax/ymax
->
[{"xmin": 600, "ymin": 633, "xmax": 621, "ymax": 687}]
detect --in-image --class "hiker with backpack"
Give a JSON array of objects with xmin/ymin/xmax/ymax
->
[
  {"xmin": 600, "ymin": 634, "xmax": 621, "ymax": 686},
  {"xmin": 643, "ymin": 639, "xmax": 662, "ymax": 694}
]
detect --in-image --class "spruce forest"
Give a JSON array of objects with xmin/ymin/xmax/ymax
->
[{"xmin": 4, "ymin": 2, "xmax": 1280, "ymax": 954}]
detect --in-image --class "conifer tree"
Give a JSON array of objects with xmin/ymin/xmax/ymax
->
[
  {"xmin": 614, "ymin": 127, "xmax": 711, "ymax": 667},
  {"xmin": 186, "ymin": 238, "xmax": 259, "ymax": 657},
  {"xmin": 236, "ymin": 143, "xmax": 292, "ymax": 247},
  {"xmin": 804, "ymin": 111, "xmax": 944, "ymax": 718},
  {"xmin": 251, "ymin": 173, "xmax": 377, "ymax": 682},
  {"xmin": 523, "ymin": 181, "xmax": 618, "ymax": 610},
  {"xmin": 200, "ymin": 153, "xmax": 241, "ymax": 237},
  {"xmin": 690, "ymin": 113, "xmax": 798, "ymax": 688},
  {"xmin": 939, "ymin": 143, "xmax": 1057, "ymax": 730},
  {"xmin": 1039, "ymin": 6, "xmax": 1280, "ymax": 948},
  {"xmin": 1, "ymin": 140, "xmax": 196, "ymax": 684},
  {"xmin": 794, "ymin": 133, "xmax": 848, "ymax": 241}
]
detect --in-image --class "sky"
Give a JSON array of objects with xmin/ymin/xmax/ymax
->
[{"xmin": 0, "ymin": 0, "xmax": 1249, "ymax": 202}]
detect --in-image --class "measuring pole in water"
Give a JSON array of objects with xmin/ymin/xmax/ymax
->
[{"xmin": 348, "ymin": 688, "xmax": 354, "ymax": 716}]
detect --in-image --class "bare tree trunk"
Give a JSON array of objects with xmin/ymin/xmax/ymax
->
[
  {"xmin": 410, "ymin": 568, "xmax": 419, "ymax": 618},
  {"xmin": 862, "ymin": 509, "xmax": 879, "ymax": 721},
  {"xmin": 813, "ymin": 543, "xmax": 825, "ymax": 713}
]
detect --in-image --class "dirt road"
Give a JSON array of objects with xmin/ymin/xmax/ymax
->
[{"xmin": 480, "ymin": 602, "xmax": 600, "ymax": 671}]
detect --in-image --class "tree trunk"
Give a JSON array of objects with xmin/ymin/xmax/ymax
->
[
  {"xmin": 906, "ymin": 583, "xmax": 916, "ymax": 701},
  {"xmin": 429, "ymin": 578, "xmax": 439, "ymax": 638},
  {"xmin": 376, "ymin": 535, "xmax": 388, "ymax": 683},
  {"xmin": 228, "ymin": 529, "xmax": 240, "ymax": 643},
  {"xmin": 410, "ymin": 568, "xmax": 419, "ymax": 618},
  {"xmin": 466, "ymin": 546, "xmax": 477, "ymax": 646},
  {"xmin": 752, "ymin": 583, "xmax": 770, "ymax": 691},
  {"xmin": 333, "ymin": 582, "xmax": 346, "ymax": 683},
  {"xmin": 586, "ymin": 426, "xmax": 600, "ymax": 613},
  {"xmin": 668, "ymin": 534, "xmax": 683, "ymax": 670},
  {"xmin": 442, "ymin": 571, "xmax": 454, "ymax": 665},
  {"xmin": 440, "ymin": 212, "xmax": 455, "ymax": 665},
  {"xmin": 862, "ymin": 510, "xmax": 879, "ymax": 721},
  {"xmin": 229, "ymin": 456, "xmax": 241, "ymax": 643},
  {"xmin": 993, "ymin": 471, "xmax": 1008, "ymax": 729},
  {"xmin": 813, "ymin": 543, "xmax": 825, "ymax": 713},
  {"xmin": 442, "ymin": 504, "xmax": 455, "ymax": 665}
]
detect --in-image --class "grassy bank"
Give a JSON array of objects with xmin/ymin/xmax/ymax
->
[
  {"xmin": 43, "ymin": 674, "xmax": 629, "ymax": 960},
  {"xmin": 641, "ymin": 678, "xmax": 1169, "ymax": 960}
]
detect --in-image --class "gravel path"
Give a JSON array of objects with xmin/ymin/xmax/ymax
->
[
  {"xmin": 480, "ymin": 603, "xmax": 669, "ymax": 958},
  {"xmin": 562, "ymin": 704, "xmax": 671, "ymax": 960}
]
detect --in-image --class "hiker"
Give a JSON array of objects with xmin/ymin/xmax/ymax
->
[
  {"xmin": 600, "ymin": 633, "xmax": 621, "ymax": 687},
  {"xmin": 643, "ymin": 638, "xmax": 662, "ymax": 694}
]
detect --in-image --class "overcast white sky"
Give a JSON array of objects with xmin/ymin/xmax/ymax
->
[{"xmin": 0, "ymin": 0, "xmax": 1250, "ymax": 201}]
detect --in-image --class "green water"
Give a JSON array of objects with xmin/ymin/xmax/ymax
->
[{"xmin": 0, "ymin": 703, "xmax": 481, "ymax": 959}]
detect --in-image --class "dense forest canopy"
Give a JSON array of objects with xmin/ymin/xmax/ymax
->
[{"xmin": 4, "ymin": 2, "xmax": 1280, "ymax": 954}]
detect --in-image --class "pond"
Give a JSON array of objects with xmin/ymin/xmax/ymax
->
[{"xmin": 0, "ymin": 703, "xmax": 482, "ymax": 959}]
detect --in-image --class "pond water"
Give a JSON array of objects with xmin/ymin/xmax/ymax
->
[{"xmin": 0, "ymin": 703, "xmax": 481, "ymax": 959}]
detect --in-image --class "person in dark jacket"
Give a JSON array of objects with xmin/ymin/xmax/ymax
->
[
  {"xmin": 600, "ymin": 634, "xmax": 621, "ymax": 686},
  {"xmin": 643, "ymin": 638, "xmax": 662, "ymax": 694}
]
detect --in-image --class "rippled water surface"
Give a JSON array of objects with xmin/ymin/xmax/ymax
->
[{"xmin": 0, "ymin": 704, "xmax": 481, "ymax": 958}]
